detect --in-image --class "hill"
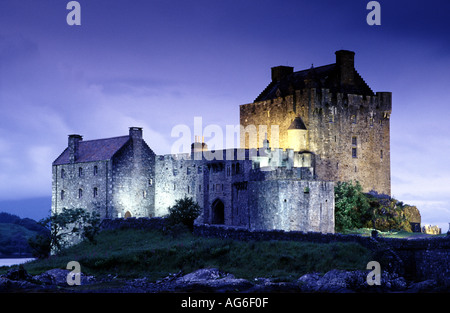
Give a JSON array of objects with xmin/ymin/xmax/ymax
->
[
  {"xmin": 0, "ymin": 212, "xmax": 48, "ymax": 258},
  {"xmin": 0, "ymin": 196, "xmax": 51, "ymax": 221}
]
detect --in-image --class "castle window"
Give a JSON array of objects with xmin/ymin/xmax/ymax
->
[
  {"xmin": 187, "ymin": 186, "xmax": 190, "ymax": 194},
  {"xmin": 199, "ymin": 185, "xmax": 202, "ymax": 192},
  {"xmin": 380, "ymin": 150, "xmax": 383, "ymax": 159},
  {"xmin": 351, "ymin": 115, "xmax": 356, "ymax": 124},
  {"xmin": 93, "ymin": 187, "xmax": 98, "ymax": 198},
  {"xmin": 61, "ymin": 169, "xmax": 65, "ymax": 179},
  {"xmin": 78, "ymin": 167, "xmax": 83, "ymax": 177},
  {"xmin": 93, "ymin": 166, "xmax": 98, "ymax": 176},
  {"xmin": 60, "ymin": 190, "xmax": 65, "ymax": 200},
  {"xmin": 173, "ymin": 184, "xmax": 176, "ymax": 191},
  {"xmin": 352, "ymin": 136, "xmax": 357, "ymax": 158},
  {"xmin": 148, "ymin": 178, "xmax": 153, "ymax": 186},
  {"xmin": 78, "ymin": 189, "xmax": 83, "ymax": 198}
]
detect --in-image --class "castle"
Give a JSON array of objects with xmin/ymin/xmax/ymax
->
[{"xmin": 52, "ymin": 50, "xmax": 391, "ymax": 235}]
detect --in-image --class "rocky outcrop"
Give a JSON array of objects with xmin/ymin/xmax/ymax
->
[{"xmin": 1, "ymin": 266, "xmax": 448, "ymax": 293}]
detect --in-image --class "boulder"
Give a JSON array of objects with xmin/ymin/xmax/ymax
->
[
  {"xmin": 33, "ymin": 268, "xmax": 96, "ymax": 286},
  {"xmin": 174, "ymin": 268, "xmax": 253, "ymax": 292}
]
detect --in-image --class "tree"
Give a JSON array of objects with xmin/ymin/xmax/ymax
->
[
  {"xmin": 166, "ymin": 196, "xmax": 201, "ymax": 232},
  {"xmin": 28, "ymin": 208, "xmax": 100, "ymax": 258},
  {"xmin": 334, "ymin": 181, "xmax": 372, "ymax": 232}
]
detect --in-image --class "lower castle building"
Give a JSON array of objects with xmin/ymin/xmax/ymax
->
[
  {"xmin": 51, "ymin": 50, "xmax": 392, "ymax": 236},
  {"xmin": 52, "ymin": 127, "xmax": 334, "ymax": 234}
]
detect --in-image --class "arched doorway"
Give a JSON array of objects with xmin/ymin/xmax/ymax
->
[
  {"xmin": 124, "ymin": 211, "xmax": 132, "ymax": 219},
  {"xmin": 211, "ymin": 199, "xmax": 225, "ymax": 224}
]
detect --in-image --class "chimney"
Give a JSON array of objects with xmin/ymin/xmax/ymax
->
[
  {"xmin": 335, "ymin": 50, "xmax": 355, "ymax": 86},
  {"xmin": 271, "ymin": 66, "xmax": 294, "ymax": 82},
  {"xmin": 129, "ymin": 127, "xmax": 143, "ymax": 140},
  {"xmin": 68, "ymin": 134, "xmax": 83, "ymax": 163},
  {"xmin": 129, "ymin": 127, "xmax": 143, "ymax": 168}
]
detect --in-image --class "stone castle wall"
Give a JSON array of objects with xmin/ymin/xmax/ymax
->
[
  {"xmin": 247, "ymin": 179, "xmax": 334, "ymax": 233},
  {"xmin": 240, "ymin": 90, "xmax": 392, "ymax": 195},
  {"xmin": 110, "ymin": 139, "xmax": 156, "ymax": 218},
  {"xmin": 52, "ymin": 160, "xmax": 112, "ymax": 218}
]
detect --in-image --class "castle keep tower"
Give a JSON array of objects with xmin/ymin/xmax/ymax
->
[{"xmin": 240, "ymin": 50, "xmax": 392, "ymax": 195}]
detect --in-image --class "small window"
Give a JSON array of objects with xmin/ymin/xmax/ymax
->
[
  {"xmin": 61, "ymin": 169, "xmax": 65, "ymax": 179},
  {"xmin": 199, "ymin": 185, "xmax": 202, "ymax": 192},
  {"xmin": 93, "ymin": 166, "xmax": 98, "ymax": 176},
  {"xmin": 351, "ymin": 115, "xmax": 356, "ymax": 124},
  {"xmin": 148, "ymin": 178, "xmax": 153, "ymax": 186},
  {"xmin": 78, "ymin": 167, "xmax": 83, "ymax": 177},
  {"xmin": 352, "ymin": 137, "xmax": 357, "ymax": 158},
  {"xmin": 60, "ymin": 190, "xmax": 65, "ymax": 200},
  {"xmin": 78, "ymin": 189, "xmax": 83, "ymax": 198},
  {"xmin": 93, "ymin": 187, "xmax": 98, "ymax": 198},
  {"xmin": 380, "ymin": 150, "xmax": 383, "ymax": 159}
]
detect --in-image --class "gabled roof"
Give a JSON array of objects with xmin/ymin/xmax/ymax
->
[
  {"xmin": 255, "ymin": 63, "xmax": 374, "ymax": 102},
  {"xmin": 53, "ymin": 136, "xmax": 130, "ymax": 165}
]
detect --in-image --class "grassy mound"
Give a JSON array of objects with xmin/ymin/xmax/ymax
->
[{"xmin": 20, "ymin": 228, "xmax": 374, "ymax": 282}]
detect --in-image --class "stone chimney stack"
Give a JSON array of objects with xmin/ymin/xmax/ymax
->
[
  {"xmin": 335, "ymin": 50, "xmax": 355, "ymax": 86},
  {"xmin": 129, "ymin": 127, "xmax": 143, "ymax": 140},
  {"xmin": 271, "ymin": 65, "xmax": 294, "ymax": 82},
  {"xmin": 129, "ymin": 127, "xmax": 143, "ymax": 166},
  {"xmin": 68, "ymin": 134, "xmax": 83, "ymax": 164}
]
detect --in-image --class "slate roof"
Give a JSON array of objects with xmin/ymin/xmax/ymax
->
[
  {"xmin": 254, "ymin": 63, "xmax": 374, "ymax": 102},
  {"xmin": 53, "ymin": 136, "xmax": 130, "ymax": 165},
  {"xmin": 288, "ymin": 117, "xmax": 307, "ymax": 130}
]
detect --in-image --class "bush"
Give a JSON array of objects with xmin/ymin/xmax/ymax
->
[
  {"xmin": 334, "ymin": 181, "xmax": 371, "ymax": 232},
  {"xmin": 166, "ymin": 196, "xmax": 201, "ymax": 232}
]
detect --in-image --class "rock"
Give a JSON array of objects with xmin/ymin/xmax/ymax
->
[
  {"xmin": 33, "ymin": 268, "xmax": 96, "ymax": 286},
  {"xmin": 297, "ymin": 269, "xmax": 409, "ymax": 292},
  {"xmin": 2, "ymin": 265, "xmax": 33, "ymax": 281},
  {"xmin": 174, "ymin": 268, "xmax": 253, "ymax": 292},
  {"xmin": 407, "ymin": 279, "xmax": 438, "ymax": 292}
]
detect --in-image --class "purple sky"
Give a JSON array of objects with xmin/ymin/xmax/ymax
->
[{"xmin": 0, "ymin": 0, "xmax": 449, "ymax": 231}]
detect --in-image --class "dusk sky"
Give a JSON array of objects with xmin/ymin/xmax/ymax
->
[{"xmin": 0, "ymin": 0, "xmax": 449, "ymax": 231}]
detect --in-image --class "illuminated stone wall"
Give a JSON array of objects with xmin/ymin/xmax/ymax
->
[
  {"xmin": 110, "ymin": 136, "xmax": 156, "ymax": 218},
  {"xmin": 52, "ymin": 128, "xmax": 156, "ymax": 220},
  {"xmin": 240, "ymin": 91, "xmax": 391, "ymax": 195},
  {"xmin": 51, "ymin": 159, "xmax": 112, "ymax": 218}
]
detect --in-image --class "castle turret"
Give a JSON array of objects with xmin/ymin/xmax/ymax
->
[{"xmin": 287, "ymin": 117, "xmax": 308, "ymax": 152}]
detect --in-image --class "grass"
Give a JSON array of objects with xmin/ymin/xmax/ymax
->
[{"xmin": 15, "ymin": 228, "xmax": 374, "ymax": 282}]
